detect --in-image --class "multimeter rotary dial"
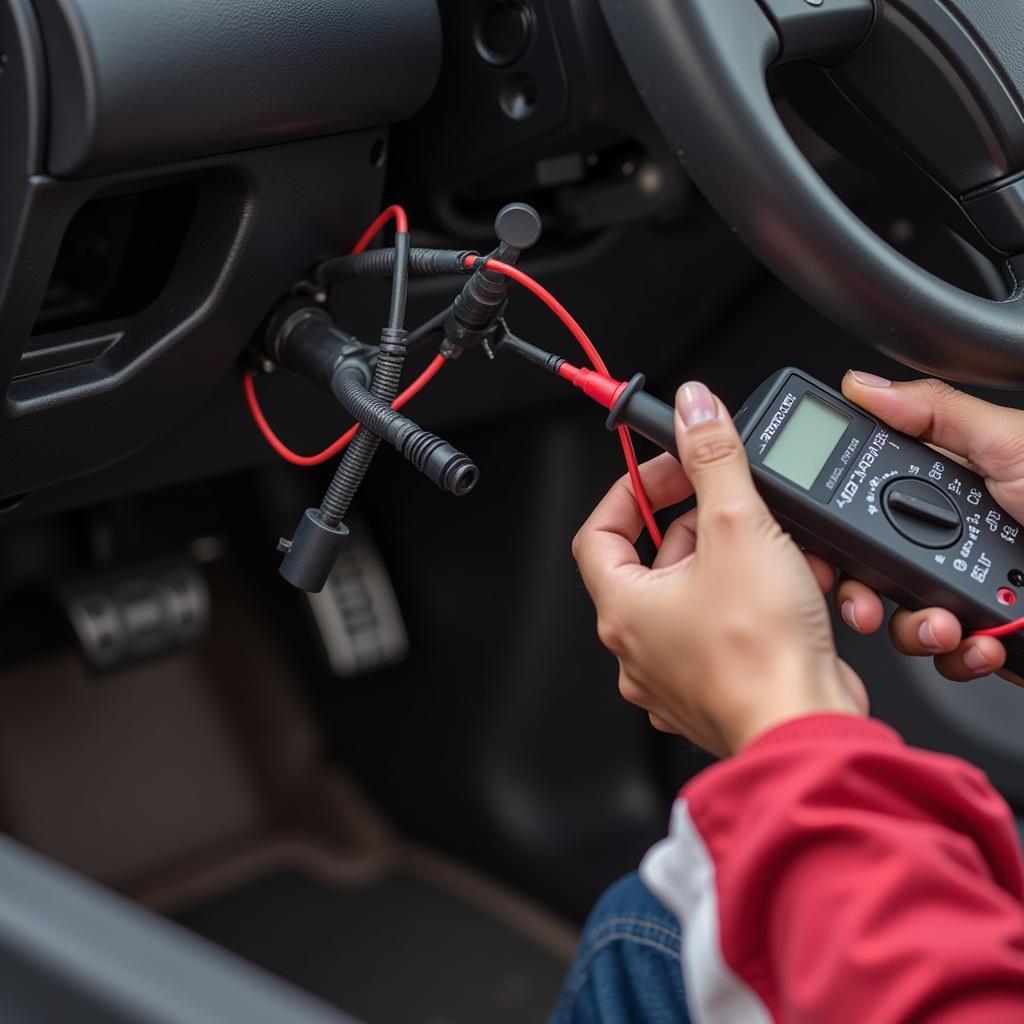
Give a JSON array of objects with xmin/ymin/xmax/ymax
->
[{"xmin": 881, "ymin": 478, "xmax": 963, "ymax": 549}]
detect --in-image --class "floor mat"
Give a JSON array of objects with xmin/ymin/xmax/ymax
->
[{"xmin": 175, "ymin": 871, "xmax": 567, "ymax": 1024}]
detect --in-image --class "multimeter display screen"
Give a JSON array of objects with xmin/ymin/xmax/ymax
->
[{"xmin": 762, "ymin": 394, "xmax": 850, "ymax": 489}]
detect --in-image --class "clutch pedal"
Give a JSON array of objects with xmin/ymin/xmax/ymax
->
[{"xmin": 59, "ymin": 560, "xmax": 210, "ymax": 671}]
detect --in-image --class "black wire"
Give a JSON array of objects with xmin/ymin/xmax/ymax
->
[
  {"xmin": 388, "ymin": 230, "xmax": 411, "ymax": 331},
  {"xmin": 316, "ymin": 224, "xmax": 412, "ymax": 529},
  {"xmin": 406, "ymin": 305, "xmax": 451, "ymax": 353},
  {"xmin": 315, "ymin": 248, "xmax": 473, "ymax": 284}
]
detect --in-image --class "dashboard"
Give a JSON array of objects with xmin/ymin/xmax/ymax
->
[{"xmin": 0, "ymin": 0, "xmax": 439, "ymax": 511}]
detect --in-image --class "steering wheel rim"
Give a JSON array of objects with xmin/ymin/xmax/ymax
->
[{"xmin": 599, "ymin": 0, "xmax": 1024, "ymax": 387}]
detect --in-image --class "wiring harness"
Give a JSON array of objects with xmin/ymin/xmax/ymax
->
[{"xmin": 246, "ymin": 202, "xmax": 661, "ymax": 592}]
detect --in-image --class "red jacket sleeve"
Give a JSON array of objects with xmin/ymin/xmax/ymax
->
[{"xmin": 640, "ymin": 714, "xmax": 1024, "ymax": 1024}]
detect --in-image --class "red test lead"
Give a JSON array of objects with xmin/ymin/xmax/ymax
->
[
  {"xmin": 469, "ymin": 255, "xmax": 663, "ymax": 549},
  {"xmin": 557, "ymin": 363, "xmax": 630, "ymax": 410}
]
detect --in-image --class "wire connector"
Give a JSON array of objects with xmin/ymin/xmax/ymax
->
[
  {"xmin": 495, "ymin": 331, "xmax": 565, "ymax": 376},
  {"xmin": 442, "ymin": 203, "xmax": 543, "ymax": 359},
  {"xmin": 331, "ymin": 372, "xmax": 479, "ymax": 497},
  {"xmin": 278, "ymin": 510, "xmax": 351, "ymax": 593},
  {"xmin": 263, "ymin": 300, "xmax": 374, "ymax": 389}
]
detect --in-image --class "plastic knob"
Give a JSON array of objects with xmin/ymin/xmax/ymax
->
[
  {"xmin": 881, "ymin": 478, "xmax": 962, "ymax": 549},
  {"xmin": 495, "ymin": 202, "xmax": 542, "ymax": 251}
]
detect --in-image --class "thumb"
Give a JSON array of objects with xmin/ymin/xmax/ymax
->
[{"xmin": 675, "ymin": 381, "xmax": 769, "ymax": 538}]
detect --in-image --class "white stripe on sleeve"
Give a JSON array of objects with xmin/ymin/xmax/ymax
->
[{"xmin": 641, "ymin": 800, "xmax": 772, "ymax": 1024}]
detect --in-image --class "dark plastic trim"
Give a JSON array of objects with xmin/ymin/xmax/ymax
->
[
  {"xmin": 0, "ymin": 0, "xmax": 46, "ymax": 317},
  {"xmin": 965, "ymin": 175, "xmax": 1024, "ymax": 254},
  {"xmin": 31, "ymin": 0, "xmax": 443, "ymax": 177},
  {"xmin": 0, "ymin": 131, "xmax": 387, "ymax": 497},
  {"xmin": 754, "ymin": 0, "xmax": 873, "ymax": 64},
  {"xmin": 13, "ymin": 330, "xmax": 120, "ymax": 379}
]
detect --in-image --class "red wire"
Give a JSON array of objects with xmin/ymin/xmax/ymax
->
[
  {"xmin": 467, "ymin": 255, "xmax": 663, "ymax": 549},
  {"xmin": 243, "ymin": 354, "xmax": 447, "ymax": 467},
  {"xmin": 351, "ymin": 204, "xmax": 409, "ymax": 254},
  {"xmin": 972, "ymin": 616, "xmax": 1024, "ymax": 639},
  {"xmin": 246, "ymin": 205, "xmax": 433, "ymax": 466}
]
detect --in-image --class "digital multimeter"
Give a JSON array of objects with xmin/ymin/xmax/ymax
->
[{"xmin": 605, "ymin": 367, "xmax": 1024, "ymax": 676}]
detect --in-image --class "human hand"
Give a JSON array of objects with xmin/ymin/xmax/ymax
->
[
  {"xmin": 572, "ymin": 381, "xmax": 867, "ymax": 757},
  {"xmin": 836, "ymin": 371, "xmax": 1024, "ymax": 685}
]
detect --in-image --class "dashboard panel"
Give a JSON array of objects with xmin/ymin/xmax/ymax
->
[{"xmin": 0, "ymin": 0, "xmax": 440, "ymax": 507}]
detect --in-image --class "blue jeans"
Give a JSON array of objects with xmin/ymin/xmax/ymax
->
[{"xmin": 551, "ymin": 872, "xmax": 691, "ymax": 1023}]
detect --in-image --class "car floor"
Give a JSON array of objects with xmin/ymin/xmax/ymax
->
[{"xmin": 0, "ymin": 564, "xmax": 576, "ymax": 1023}]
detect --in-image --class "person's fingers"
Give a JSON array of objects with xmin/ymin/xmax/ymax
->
[
  {"xmin": 631, "ymin": 452, "xmax": 696, "ymax": 513},
  {"xmin": 835, "ymin": 578, "xmax": 886, "ymax": 634},
  {"xmin": 617, "ymin": 672, "xmax": 649, "ymax": 709},
  {"xmin": 652, "ymin": 508, "xmax": 698, "ymax": 570},
  {"xmin": 572, "ymin": 453, "xmax": 693, "ymax": 601},
  {"xmin": 934, "ymin": 636, "xmax": 1007, "ymax": 681},
  {"xmin": 841, "ymin": 372, "xmax": 1024, "ymax": 493},
  {"xmin": 888, "ymin": 606, "xmax": 963, "ymax": 656},
  {"xmin": 649, "ymin": 712, "xmax": 679, "ymax": 734},
  {"xmin": 572, "ymin": 503, "xmax": 644, "ymax": 608},
  {"xmin": 673, "ymin": 382, "xmax": 771, "ymax": 546},
  {"xmin": 804, "ymin": 553, "xmax": 837, "ymax": 594},
  {"xmin": 619, "ymin": 676, "xmax": 679, "ymax": 734}
]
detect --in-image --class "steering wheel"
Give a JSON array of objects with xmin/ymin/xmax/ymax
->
[{"xmin": 599, "ymin": 0, "xmax": 1024, "ymax": 387}]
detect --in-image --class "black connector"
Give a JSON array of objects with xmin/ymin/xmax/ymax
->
[
  {"xmin": 332, "ymin": 371, "xmax": 479, "ymax": 497},
  {"xmin": 276, "ymin": 369, "xmax": 478, "ymax": 592},
  {"xmin": 261, "ymin": 304, "xmax": 477, "ymax": 500},
  {"xmin": 442, "ymin": 203, "xmax": 543, "ymax": 359},
  {"xmin": 278, "ymin": 511, "xmax": 350, "ymax": 593},
  {"xmin": 496, "ymin": 331, "xmax": 566, "ymax": 376},
  {"xmin": 265, "ymin": 302, "xmax": 374, "ymax": 390}
]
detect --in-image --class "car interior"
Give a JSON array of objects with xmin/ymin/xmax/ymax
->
[{"xmin": 1, "ymin": 0, "xmax": 1023, "ymax": 1021}]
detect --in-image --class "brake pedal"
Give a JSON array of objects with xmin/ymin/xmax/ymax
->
[{"xmin": 305, "ymin": 524, "xmax": 408, "ymax": 677}]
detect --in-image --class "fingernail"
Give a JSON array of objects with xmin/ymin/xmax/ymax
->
[
  {"xmin": 963, "ymin": 646, "xmax": 992, "ymax": 673},
  {"xmin": 918, "ymin": 619, "xmax": 941, "ymax": 650},
  {"xmin": 848, "ymin": 370, "xmax": 891, "ymax": 388},
  {"xmin": 677, "ymin": 381, "xmax": 719, "ymax": 428},
  {"xmin": 841, "ymin": 600, "xmax": 859, "ymax": 631}
]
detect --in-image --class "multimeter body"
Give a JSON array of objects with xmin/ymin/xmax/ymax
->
[
  {"xmin": 604, "ymin": 366, "xmax": 1024, "ymax": 676},
  {"xmin": 732, "ymin": 369, "xmax": 1024, "ymax": 675}
]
